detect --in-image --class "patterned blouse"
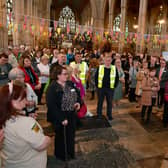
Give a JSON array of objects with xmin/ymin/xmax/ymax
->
[{"xmin": 61, "ymin": 84, "xmax": 78, "ymax": 112}]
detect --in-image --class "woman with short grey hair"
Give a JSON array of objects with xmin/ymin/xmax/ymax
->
[{"xmin": 8, "ymin": 68, "xmax": 38, "ymax": 118}]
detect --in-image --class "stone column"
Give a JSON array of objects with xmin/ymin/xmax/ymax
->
[
  {"xmin": 90, "ymin": 0, "xmax": 106, "ymax": 34},
  {"xmin": 119, "ymin": 0, "xmax": 127, "ymax": 53},
  {"xmin": 93, "ymin": 18, "xmax": 104, "ymax": 30},
  {"xmin": 136, "ymin": 0, "xmax": 148, "ymax": 53},
  {"xmin": 108, "ymin": 0, "xmax": 115, "ymax": 31},
  {"xmin": 0, "ymin": 0, "xmax": 8, "ymax": 48},
  {"xmin": 161, "ymin": 4, "xmax": 168, "ymax": 51},
  {"xmin": 24, "ymin": 0, "xmax": 33, "ymax": 46},
  {"xmin": 13, "ymin": 0, "xmax": 24, "ymax": 46},
  {"xmin": 32, "ymin": 0, "xmax": 37, "ymax": 47}
]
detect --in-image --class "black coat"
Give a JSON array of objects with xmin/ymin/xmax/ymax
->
[
  {"xmin": 156, "ymin": 67, "xmax": 168, "ymax": 88},
  {"xmin": 46, "ymin": 80, "xmax": 81, "ymax": 126}
]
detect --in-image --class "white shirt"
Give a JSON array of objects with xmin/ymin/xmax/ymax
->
[
  {"xmin": 2, "ymin": 116, "xmax": 47, "ymax": 168},
  {"xmin": 37, "ymin": 63, "xmax": 49, "ymax": 84},
  {"xmin": 51, "ymin": 57, "xmax": 57, "ymax": 64},
  {"xmin": 35, "ymin": 57, "xmax": 41, "ymax": 64},
  {"xmin": 26, "ymin": 83, "xmax": 38, "ymax": 112},
  {"xmin": 8, "ymin": 53, "xmax": 18, "ymax": 68}
]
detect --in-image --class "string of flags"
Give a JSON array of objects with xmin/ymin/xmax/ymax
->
[{"xmin": 1, "ymin": 11, "xmax": 168, "ymax": 45}]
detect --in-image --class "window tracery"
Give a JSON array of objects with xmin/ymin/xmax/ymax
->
[{"xmin": 58, "ymin": 6, "xmax": 75, "ymax": 33}]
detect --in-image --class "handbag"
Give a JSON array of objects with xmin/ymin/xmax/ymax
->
[{"xmin": 77, "ymin": 103, "xmax": 87, "ymax": 118}]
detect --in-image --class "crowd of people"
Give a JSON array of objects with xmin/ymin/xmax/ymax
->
[{"xmin": 0, "ymin": 41, "xmax": 168, "ymax": 167}]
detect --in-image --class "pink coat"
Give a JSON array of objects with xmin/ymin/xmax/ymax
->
[{"xmin": 71, "ymin": 75, "xmax": 85, "ymax": 100}]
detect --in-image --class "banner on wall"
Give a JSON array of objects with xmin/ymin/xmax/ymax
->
[{"xmin": 3, "ymin": 10, "xmax": 168, "ymax": 46}]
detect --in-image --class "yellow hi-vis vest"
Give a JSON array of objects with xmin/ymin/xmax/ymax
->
[
  {"xmin": 98, "ymin": 65, "xmax": 116, "ymax": 88},
  {"xmin": 71, "ymin": 61, "xmax": 87, "ymax": 85}
]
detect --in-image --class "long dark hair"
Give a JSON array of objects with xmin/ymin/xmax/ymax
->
[
  {"xmin": 0, "ymin": 84, "xmax": 26, "ymax": 128},
  {"xmin": 18, "ymin": 51, "xmax": 31, "ymax": 67}
]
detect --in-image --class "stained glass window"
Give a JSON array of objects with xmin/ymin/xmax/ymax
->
[
  {"xmin": 155, "ymin": 24, "xmax": 161, "ymax": 34},
  {"xmin": 6, "ymin": 0, "xmax": 13, "ymax": 35},
  {"xmin": 113, "ymin": 14, "xmax": 121, "ymax": 32},
  {"xmin": 113, "ymin": 14, "xmax": 129, "ymax": 33},
  {"xmin": 58, "ymin": 6, "xmax": 75, "ymax": 33},
  {"xmin": 125, "ymin": 22, "xmax": 128, "ymax": 33},
  {"xmin": 154, "ymin": 5, "xmax": 164, "ymax": 34}
]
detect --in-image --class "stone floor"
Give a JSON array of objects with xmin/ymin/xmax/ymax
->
[{"xmin": 37, "ymin": 93, "xmax": 168, "ymax": 168}]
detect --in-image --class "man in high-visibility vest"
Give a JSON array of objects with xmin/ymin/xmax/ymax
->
[
  {"xmin": 95, "ymin": 53, "xmax": 119, "ymax": 120},
  {"xmin": 70, "ymin": 50, "xmax": 88, "ymax": 88}
]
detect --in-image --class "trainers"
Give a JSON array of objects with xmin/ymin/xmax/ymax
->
[{"xmin": 85, "ymin": 111, "xmax": 93, "ymax": 117}]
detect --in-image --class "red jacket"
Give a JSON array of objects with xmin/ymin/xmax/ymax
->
[{"xmin": 19, "ymin": 66, "xmax": 39, "ymax": 90}]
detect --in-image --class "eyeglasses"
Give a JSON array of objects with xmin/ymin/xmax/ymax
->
[{"xmin": 62, "ymin": 73, "xmax": 68, "ymax": 76}]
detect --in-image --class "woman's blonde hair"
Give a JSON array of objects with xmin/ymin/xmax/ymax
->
[
  {"xmin": 65, "ymin": 65, "xmax": 73, "ymax": 80},
  {"xmin": 41, "ymin": 54, "xmax": 49, "ymax": 61}
]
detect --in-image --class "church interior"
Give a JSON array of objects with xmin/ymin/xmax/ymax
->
[{"xmin": 0, "ymin": 0, "xmax": 168, "ymax": 168}]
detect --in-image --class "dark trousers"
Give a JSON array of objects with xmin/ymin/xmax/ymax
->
[
  {"xmin": 96, "ymin": 88, "xmax": 114, "ymax": 118},
  {"xmin": 158, "ymin": 88, "xmax": 164, "ymax": 108},
  {"xmin": 163, "ymin": 101, "xmax": 168, "ymax": 126},
  {"xmin": 125, "ymin": 73, "xmax": 129, "ymax": 95},
  {"xmin": 141, "ymin": 98, "xmax": 156, "ymax": 122},
  {"xmin": 38, "ymin": 83, "xmax": 46, "ymax": 104},
  {"xmin": 129, "ymin": 88, "xmax": 136, "ymax": 102},
  {"xmin": 54, "ymin": 112, "xmax": 76, "ymax": 161}
]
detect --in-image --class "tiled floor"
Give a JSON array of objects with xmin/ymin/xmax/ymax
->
[{"xmin": 37, "ymin": 94, "xmax": 168, "ymax": 168}]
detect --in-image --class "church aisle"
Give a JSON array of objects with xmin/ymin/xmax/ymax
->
[{"xmin": 37, "ymin": 94, "xmax": 168, "ymax": 168}]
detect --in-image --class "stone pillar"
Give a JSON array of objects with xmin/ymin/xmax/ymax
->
[
  {"xmin": 0, "ymin": 0, "xmax": 8, "ymax": 49},
  {"xmin": 93, "ymin": 18, "xmax": 104, "ymax": 30},
  {"xmin": 162, "ymin": 4, "xmax": 168, "ymax": 51},
  {"xmin": 32, "ymin": 0, "xmax": 37, "ymax": 47},
  {"xmin": 108, "ymin": 0, "xmax": 115, "ymax": 31},
  {"xmin": 35, "ymin": 0, "xmax": 51, "ymax": 47},
  {"xmin": 119, "ymin": 0, "xmax": 127, "ymax": 53},
  {"xmin": 13, "ymin": 0, "xmax": 24, "ymax": 46},
  {"xmin": 90, "ymin": 0, "xmax": 106, "ymax": 34},
  {"xmin": 24, "ymin": 0, "xmax": 33, "ymax": 46},
  {"xmin": 136, "ymin": 0, "xmax": 148, "ymax": 53}
]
